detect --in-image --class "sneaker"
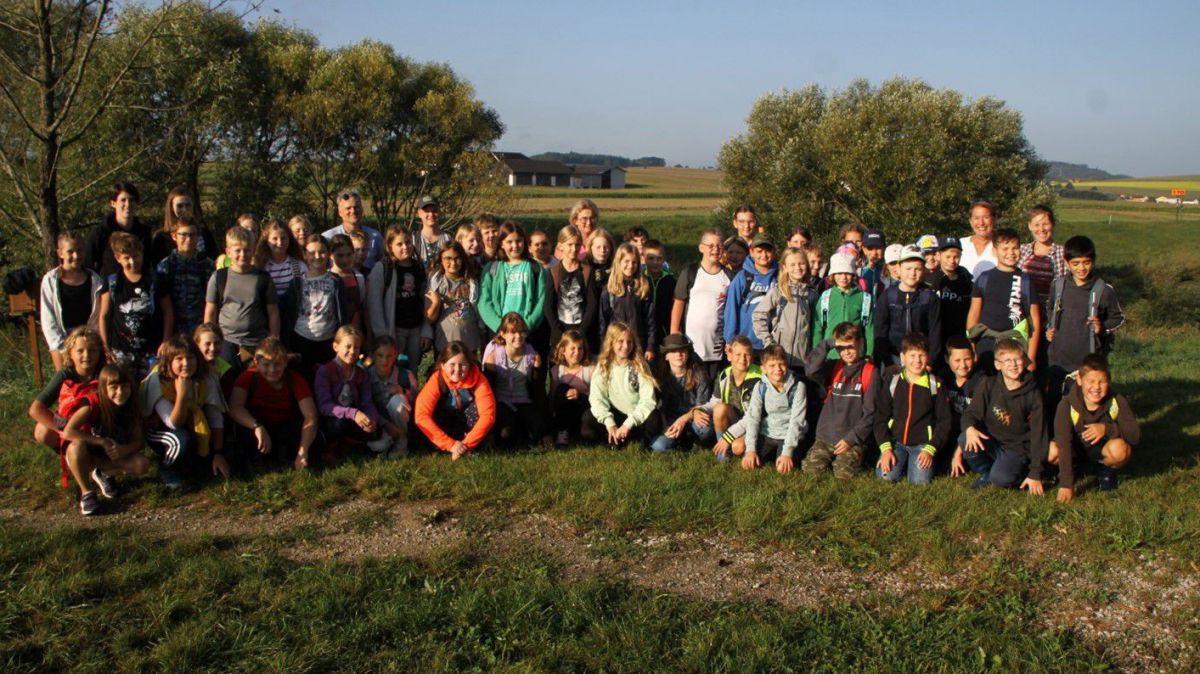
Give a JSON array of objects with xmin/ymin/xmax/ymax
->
[
  {"xmin": 79, "ymin": 490, "xmax": 100, "ymax": 516},
  {"xmin": 367, "ymin": 435, "xmax": 393, "ymax": 454},
  {"xmin": 91, "ymin": 468, "xmax": 117, "ymax": 499},
  {"xmin": 387, "ymin": 438, "xmax": 409, "ymax": 459},
  {"xmin": 1096, "ymin": 466, "xmax": 1119, "ymax": 492},
  {"xmin": 555, "ymin": 430, "xmax": 570, "ymax": 447},
  {"xmin": 970, "ymin": 476, "xmax": 990, "ymax": 490},
  {"xmin": 159, "ymin": 466, "xmax": 184, "ymax": 490}
]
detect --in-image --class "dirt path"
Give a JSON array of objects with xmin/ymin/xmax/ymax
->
[{"xmin": 3, "ymin": 499, "xmax": 1197, "ymax": 672}]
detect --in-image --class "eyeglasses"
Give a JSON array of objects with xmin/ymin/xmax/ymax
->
[{"xmin": 338, "ymin": 191, "xmax": 360, "ymax": 201}]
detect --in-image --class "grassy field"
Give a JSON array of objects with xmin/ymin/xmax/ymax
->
[
  {"xmin": 1072, "ymin": 175, "xmax": 1200, "ymax": 198},
  {"xmin": 3, "ymin": 191, "xmax": 1200, "ymax": 670}
]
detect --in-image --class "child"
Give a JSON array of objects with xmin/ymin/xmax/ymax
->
[
  {"xmin": 204, "ymin": 226, "xmax": 279, "ymax": 367},
  {"xmin": 723, "ymin": 234, "xmax": 778, "ymax": 351},
  {"xmin": 314, "ymin": 326, "xmax": 380, "ymax": 464},
  {"xmin": 959, "ymin": 338, "xmax": 1049, "ymax": 492},
  {"xmin": 149, "ymin": 186, "xmax": 214, "ymax": 265},
  {"xmin": 227, "ymin": 337, "xmax": 320, "ymax": 470},
  {"xmin": 549, "ymin": 330, "xmax": 600, "ymax": 446},
  {"xmin": 478, "ymin": 222, "xmax": 547, "ymax": 345},
  {"xmin": 60, "ymin": 365, "xmax": 151, "ymax": 514},
  {"xmin": 255, "ymin": 219, "xmax": 307, "ymax": 298},
  {"xmin": 874, "ymin": 245, "xmax": 942, "ymax": 366},
  {"xmin": 741, "ymin": 344, "xmax": 807, "ymax": 473},
  {"xmin": 40, "ymin": 232, "xmax": 103, "ymax": 371},
  {"xmin": 753, "ymin": 246, "xmax": 815, "ymax": 370},
  {"xmin": 476, "ymin": 212, "xmax": 502, "ymax": 263},
  {"xmin": 426, "ymin": 242, "xmax": 483, "ymax": 354},
  {"xmin": 812, "ymin": 252, "xmax": 874, "ymax": 359},
  {"xmin": 642, "ymin": 239, "xmax": 675, "ymax": 350},
  {"xmin": 671, "ymin": 228, "xmax": 733, "ymax": 381},
  {"xmin": 943, "ymin": 335, "xmax": 986, "ymax": 477},
  {"xmin": 455, "ymin": 223, "xmax": 485, "ymax": 271},
  {"xmin": 1050, "ymin": 354, "xmax": 1138, "ymax": 501},
  {"xmin": 215, "ymin": 214, "xmax": 259, "ymax": 269},
  {"xmin": 804, "ymin": 243, "xmax": 826, "ymax": 286},
  {"xmin": 787, "ymin": 227, "xmax": 813, "ymax": 250},
  {"xmin": 347, "ymin": 229, "xmax": 370, "ymax": 272},
  {"xmin": 1045, "ymin": 235, "xmax": 1125, "ymax": 404},
  {"xmin": 801, "ymin": 323, "xmax": 876, "ymax": 478},
  {"xmin": 599, "ymin": 243, "xmax": 657, "ymax": 360},
  {"xmin": 723, "ymin": 236, "xmax": 749, "ymax": 273},
  {"xmin": 482, "ymin": 313, "xmax": 547, "ymax": 447},
  {"xmin": 329, "ymin": 234, "xmax": 367, "ymax": 333},
  {"xmin": 365, "ymin": 335, "xmax": 419, "ymax": 458},
  {"xmin": 414, "ymin": 341, "xmax": 497, "ymax": 460},
  {"xmin": 860, "ymin": 228, "xmax": 887, "ymax": 294},
  {"xmin": 584, "ymin": 228, "xmax": 616, "ymax": 350},
  {"xmin": 367, "ymin": 226, "xmax": 427, "ymax": 370},
  {"xmin": 413, "ymin": 195, "xmax": 451, "ymax": 269},
  {"xmin": 624, "ymin": 226, "xmax": 650, "ymax": 257},
  {"xmin": 285, "ymin": 235, "xmax": 347, "ymax": 376},
  {"xmin": 29, "ymin": 328, "xmax": 105, "ymax": 490},
  {"xmin": 965, "ymin": 227, "xmax": 1042, "ymax": 372},
  {"xmin": 882, "ymin": 244, "xmax": 903, "ymax": 291},
  {"xmin": 193, "ymin": 322, "xmax": 237, "ymax": 397},
  {"xmin": 142, "ymin": 333, "xmax": 228, "ymax": 487},
  {"xmin": 287, "ymin": 215, "xmax": 314, "ymax": 252},
  {"xmin": 156, "ymin": 215, "xmax": 214, "ymax": 338},
  {"xmin": 545, "ymin": 225, "xmax": 596, "ymax": 352},
  {"xmin": 649, "ymin": 334, "xmax": 714, "ymax": 452},
  {"xmin": 98, "ymin": 232, "xmax": 170, "ymax": 381},
  {"xmin": 916, "ymin": 234, "xmax": 940, "ymax": 273},
  {"xmin": 874, "ymin": 334, "xmax": 951, "ymax": 485},
  {"xmin": 928, "ymin": 236, "xmax": 973, "ymax": 354},
  {"xmin": 695, "ymin": 335, "xmax": 762, "ymax": 460},
  {"xmin": 528, "ymin": 228, "xmax": 555, "ymax": 268},
  {"xmin": 589, "ymin": 322, "xmax": 657, "ymax": 448}
]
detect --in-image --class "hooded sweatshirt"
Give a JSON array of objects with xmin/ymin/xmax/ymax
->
[
  {"xmin": 1053, "ymin": 385, "xmax": 1139, "ymax": 489},
  {"xmin": 743, "ymin": 373, "xmax": 808, "ymax": 458},
  {"xmin": 589, "ymin": 361, "xmax": 657, "ymax": 430},
  {"xmin": 874, "ymin": 284, "xmax": 943, "ymax": 366},
  {"xmin": 414, "ymin": 366, "xmax": 497, "ymax": 451},
  {"xmin": 752, "ymin": 282, "xmax": 817, "ymax": 367},
  {"xmin": 723, "ymin": 258, "xmax": 778, "ymax": 350},
  {"xmin": 695, "ymin": 364, "xmax": 763, "ymax": 441},
  {"xmin": 804, "ymin": 339, "xmax": 877, "ymax": 447},
  {"xmin": 929, "ymin": 266, "xmax": 974, "ymax": 345},
  {"xmin": 873, "ymin": 366, "xmax": 951, "ymax": 456},
  {"xmin": 962, "ymin": 371, "xmax": 1048, "ymax": 479},
  {"xmin": 812, "ymin": 283, "xmax": 874, "ymax": 358}
]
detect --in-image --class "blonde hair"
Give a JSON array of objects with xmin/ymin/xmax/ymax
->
[
  {"xmin": 61, "ymin": 327, "xmax": 102, "ymax": 364},
  {"xmin": 552, "ymin": 329, "xmax": 593, "ymax": 367},
  {"xmin": 597, "ymin": 322, "xmax": 655, "ymax": 387},
  {"xmin": 225, "ymin": 224, "xmax": 254, "ymax": 249},
  {"xmin": 777, "ymin": 247, "xmax": 811, "ymax": 302},
  {"xmin": 333, "ymin": 324, "xmax": 364, "ymax": 346},
  {"xmin": 585, "ymin": 228, "xmax": 615, "ymax": 263},
  {"xmin": 569, "ymin": 199, "xmax": 599, "ymax": 224},
  {"xmin": 606, "ymin": 243, "xmax": 650, "ymax": 299},
  {"xmin": 557, "ymin": 224, "xmax": 582, "ymax": 245},
  {"xmin": 288, "ymin": 215, "xmax": 313, "ymax": 239}
]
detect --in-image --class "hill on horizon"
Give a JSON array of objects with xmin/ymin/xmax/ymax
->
[
  {"xmin": 530, "ymin": 151, "xmax": 666, "ymax": 168},
  {"xmin": 1047, "ymin": 161, "xmax": 1131, "ymax": 181}
]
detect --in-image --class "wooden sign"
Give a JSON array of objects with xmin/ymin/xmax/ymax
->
[{"xmin": 1171, "ymin": 189, "xmax": 1186, "ymax": 197}]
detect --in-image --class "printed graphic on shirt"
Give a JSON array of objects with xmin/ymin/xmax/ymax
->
[
  {"xmin": 557, "ymin": 274, "xmax": 583, "ymax": 324},
  {"xmin": 992, "ymin": 405, "xmax": 1012, "ymax": 426}
]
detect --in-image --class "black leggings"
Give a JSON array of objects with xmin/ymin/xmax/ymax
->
[
  {"xmin": 552, "ymin": 387, "xmax": 602, "ymax": 442},
  {"xmin": 495, "ymin": 401, "xmax": 546, "ymax": 447}
]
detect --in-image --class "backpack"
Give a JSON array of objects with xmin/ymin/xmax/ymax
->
[
  {"xmin": 1069, "ymin": 396, "xmax": 1119, "ymax": 427},
  {"xmin": 1048, "ymin": 275, "xmax": 1109, "ymax": 354},
  {"xmin": 887, "ymin": 371, "xmax": 939, "ymax": 398},
  {"xmin": 819, "ymin": 287, "xmax": 873, "ymax": 328},
  {"xmin": 246, "ymin": 368, "xmax": 298, "ymax": 415},
  {"xmin": 824, "ymin": 361, "xmax": 876, "ymax": 403},
  {"xmin": 681, "ymin": 261, "xmax": 734, "ymax": 294},
  {"xmin": 756, "ymin": 377, "xmax": 803, "ymax": 407}
]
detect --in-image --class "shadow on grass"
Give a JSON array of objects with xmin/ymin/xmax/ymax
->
[{"xmin": 1119, "ymin": 377, "xmax": 1200, "ymax": 478}]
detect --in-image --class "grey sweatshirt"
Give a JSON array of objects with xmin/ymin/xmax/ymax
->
[
  {"xmin": 744, "ymin": 373, "xmax": 808, "ymax": 458},
  {"xmin": 752, "ymin": 282, "xmax": 816, "ymax": 368}
]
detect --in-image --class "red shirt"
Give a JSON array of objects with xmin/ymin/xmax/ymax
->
[{"xmin": 233, "ymin": 369, "xmax": 312, "ymax": 425}]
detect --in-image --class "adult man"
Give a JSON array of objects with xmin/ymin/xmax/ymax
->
[
  {"xmin": 322, "ymin": 189, "xmax": 383, "ymax": 271},
  {"xmin": 960, "ymin": 200, "xmax": 998, "ymax": 277},
  {"xmin": 412, "ymin": 195, "xmax": 451, "ymax": 268},
  {"xmin": 671, "ymin": 229, "xmax": 733, "ymax": 379}
]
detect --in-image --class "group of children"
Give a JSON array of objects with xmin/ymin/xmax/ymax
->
[{"xmin": 32, "ymin": 186, "xmax": 1137, "ymax": 516}]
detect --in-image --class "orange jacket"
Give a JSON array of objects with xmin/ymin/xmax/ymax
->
[{"xmin": 414, "ymin": 366, "xmax": 496, "ymax": 451}]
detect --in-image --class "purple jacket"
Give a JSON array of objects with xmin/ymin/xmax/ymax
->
[{"xmin": 314, "ymin": 360, "xmax": 380, "ymax": 423}]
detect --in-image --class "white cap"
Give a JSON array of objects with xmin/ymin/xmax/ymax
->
[
  {"xmin": 829, "ymin": 252, "xmax": 856, "ymax": 276},
  {"xmin": 898, "ymin": 244, "xmax": 925, "ymax": 264},
  {"xmin": 884, "ymin": 244, "xmax": 904, "ymax": 264}
]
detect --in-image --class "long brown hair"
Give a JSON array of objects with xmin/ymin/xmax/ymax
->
[
  {"xmin": 156, "ymin": 333, "xmax": 208, "ymax": 381},
  {"xmin": 96, "ymin": 364, "xmax": 140, "ymax": 442},
  {"xmin": 253, "ymin": 219, "xmax": 303, "ymax": 267},
  {"xmin": 162, "ymin": 185, "xmax": 195, "ymax": 236}
]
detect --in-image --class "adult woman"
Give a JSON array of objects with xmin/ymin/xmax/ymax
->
[
  {"xmin": 85, "ymin": 182, "xmax": 151, "ymax": 277},
  {"xmin": 1019, "ymin": 204, "xmax": 1066, "ymax": 314},
  {"xmin": 959, "ymin": 200, "xmax": 998, "ymax": 277},
  {"xmin": 568, "ymin": 199, "xmax": 599, "ymax": 259}
]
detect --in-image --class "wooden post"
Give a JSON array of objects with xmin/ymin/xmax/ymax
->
[{"xmin": 8, "ymin": 289, "xmax": 43, "ymax": 389}]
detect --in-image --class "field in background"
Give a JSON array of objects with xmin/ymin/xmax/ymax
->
[
  {"xmin": 1072, "ymin": 175, "xmax": 1200, "ymax": 197},
  {"xmin": 513, "ymin": 167, "xmax": 726, "ymax": 215}
]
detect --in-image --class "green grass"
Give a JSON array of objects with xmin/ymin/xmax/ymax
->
[{"xmin": 1072, "ymin": 176, "xmax": 1200, "ymax": 197}]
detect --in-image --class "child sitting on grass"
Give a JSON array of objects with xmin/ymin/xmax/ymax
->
[
  {"xmin": 648, "ymin": 334, "xmax": 714, "ymax": 452},
  {"xmin": 1049, "ymin": 354, "xmax": 1139, "ymax": 502},
  {"xmin": 695, "ymin": 335, "xmax": 762, "ymax": 460},
  {"xmin": 944, "ymin": 336, "xmax": 986, "ymax": 477},
  {"xmin": 589, "ymin": 322, "xmax": 658, "ymax": 449},
  {"xmin": 741, "ymin": 344, "xmax": 807, "ymax": 474},
  {"xmin": 801, "ymin": 322, "xmax": 876, "ymax": 479},
  {"xmin": 549, "ymin": 330, "xmax": 601, "ymax": 446},
  {"xmin": 414, "ymin": 341, "xmax": 497, "ymax": 461},
  {"xmin": 365, "ymin": 335, "xmax": 419, "ymax": 458},
  {"xmin": 314, "ymin": 325, "xmax": 380, "ymax": 465},
  {"xmin": 874, "ymin": 333, "xmax": 951, "ymax": 486},
  {"xmin": 193, "ymin": 322, "xmax": 238, "ymax": 397},
  {"xmin": 482, "ymin": 313, "xmax": 547, "ymax": 448},
  {"xmin": 228, "ymin": 337, "xmax": 320, "ymax": 471}
]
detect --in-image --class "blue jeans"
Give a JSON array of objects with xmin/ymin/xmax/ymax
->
[
  {"xmin": 650, "ymin": 421, "xmax": 716, "ymax": 453},
  {"xmin": 957, "ymin": 431, "xmax": 1028, "ymax": 488},
  {"xmin": 876, "ymin": 443, "xmax": 934, "ymax": 485}
]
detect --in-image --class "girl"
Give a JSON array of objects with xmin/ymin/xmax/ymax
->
[
  {"xmin": 367, "ymin": 226, "xmax": 427, "ymax": 372},
  {"xmin": 150, "ymin": 186, "xmax": 215, "ymax": 264},
  {"xmin": 142, "ymin": 333, "xmax": 228, "ymax": 488},
  {"xmin": 314, "ymin": 326, "xmax": 380, "ymax": 464},
  {"xmin": 426, "ymin": 242, "xmax": 482, "ymax": 354},
  {"xmin": 285, "ymin": 236, "xmax": 346, "ymax": 377},
  {"xmin": 40, "ymin": 232, "xmax": 103, "ymax": 370},
  {"xmin": 788, "ymin": 227, "xmax": 813, "ymax": 250},
  {"xmin": 29, "ymin": 328, "xmax": 105, "ymax": 491},
  {"xmin": 549, "ymin": 330, "xmax": 600, "ymax": 446},
  {"xmin": 414, "ymin": 341, "xmax": 496, "ymax": 460},
  {"xmin": 482, "ymin": 313, "xmax": 546, "ymax": 447},
  {"xmin": 193, "ymin": 322, "xmax": 237, "ymax": 396},
  {"xmin": 329, "ymin": 234, "xmax": 367, "ymax": 333},
  {"xmin": 478, "ymin": 221, "xmax": 547, "ymax": 342},
  {"xmin": 753, "ymin": 247, "xmax": 816, "ymax": 369},
  {"xmin": 544, "ymin": 225, "xmax": 596, "ymax": 353},
  {"xmin": 584, "ymin": 228, "xmax": 615, "ymax": 352},
  {"xmin": 228, "ymin": 337, "xmax": 320, "ymax": 471},
  {"xmin": 365, "ymin": 335, "xmax": 419, "ymax": 458},
  {"xmin": 588, "ymin": 322, "xmax": 657, "ymax": 448},
  {"xmin": 255, "ymin": 220, "xmax": 307, "ymax": 298},
  {"xmin": 288, "ymin": 215, "xmax": 314, "ymax": 251},
  {"xmin": 215, "ymin": 214, "xmax": 260, "ymax": 269},
  {"xmin": 648, "ymin": 334, "xmax": 714, "ymax": 452},
  {"xmin": 599, "ymin": 243, "xmax": 656, "ymax": 361},
  {"xmin": 454, "ymin": 222, "xmax": 485, "ymax": 275}
]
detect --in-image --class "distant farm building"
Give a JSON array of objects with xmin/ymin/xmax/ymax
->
[
  {"xmin": 494, "ymin": 153, "xmax": 627, "ymax": 189},
  {"xmin": 1155, "ymin": 196, "xmax": 1182, "ymax": 205}
]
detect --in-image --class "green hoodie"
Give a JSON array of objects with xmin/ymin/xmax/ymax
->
[{"xmin": 812, "ymin": 285, "xmax": 874, "ymax": 358}]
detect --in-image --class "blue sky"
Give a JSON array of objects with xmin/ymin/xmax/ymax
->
[{"xmin": 259, "ymin": 1, "xmax": 1198, "ymax": 176}]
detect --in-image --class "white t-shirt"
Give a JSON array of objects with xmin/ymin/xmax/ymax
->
[
  {"xmin": 685, "ymin": 266, "xmax": 731, "ymax": 362},
  {"xmin": 960, "ymin": 238, "xmax": 996, "ymax": 277}
]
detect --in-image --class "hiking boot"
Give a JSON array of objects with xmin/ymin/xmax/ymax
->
[
  {"xmin": 387, "ymin": 438, "xmax": 409, "ymax": 459},
  {"xmin": 1096, "ymin": 465, "xmax": 1119, "ymax": 492},
  {"xmin": 159, "ymin": 466, "xmax": 184, "ymax": 490},
  {"xmin": 91, "ymin": 468, "xmax": 117, "ymax": 499},
  {"xmin": 79, "ymin": 490, "xmax": 100, "ymax": 516}
]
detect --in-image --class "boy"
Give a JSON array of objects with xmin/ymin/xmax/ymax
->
[
  {"xmin": 157, "ymin": 214, "xmax": 215, "ymax": 337},
  {"xmin": 98, "ymin": 232, "xmax": 170, "ymax": 380},
  {"xmin": 695, "ymin": 335, "xmax": 762, "ymax": 459},
  {"xmin": 329, "ymin": 234, "xmax": 367, "ymax": 332},
  {"xmin": 812, "ymin": 252, "xmax": 874, "ymax": 359},
  {"xmin": 624, "ymin": 226, "xmax": 650, "ymax": 257},
  {"xmin": 643, "ymin": 239, "xmax": 676, "ymax": 350},
  {"xmin": 348, "ymin": 229, "xmax": 370, "ymax": 272},
  {"xmin": 672, "ymin": 229, "xmax": 733, "ymax": 380},
  {"xmin": 476, "ymin": 212, "xmax": 502, "ymax": 262},
  {"xmin": 40, "ymin": 232, "xmax": 103, "ymax": 371},
  {"xmin": 1045, "ymin": 235, "xmax": 1124, "ymax": 404},
  {"xmin": 412, "ymin": 195, "xmax": 451, "ymax": 269},
  {"xmin": 723, "ymin": 233, "xmax": 778, "ymax": 351},
  {"xmin": 942, "ymin": 335, "xmax": 986, "ymax": 477},
  {"xmin": 529, "ymin": 228, "xmax": 554, "ymax": 268},
  {"xmin": 874, "ymin": 333, "xmax": 951, "ymax": 485},
  {"xmin": 741, "ymin": 345, "xmax": 807, "ymax": 474},
  {"xmin": 959, "ymin": 338, "xmax": 1049, "ymax": 492},
  {"xmin": 965, "ymin": 227, "xmax": 1041, "ymax": 372},
  {"xmin": 928, "ymin": 236, "xmax": 973, "ymax": 353},
  {"xmin": 1049, "ymin": 354, "xmax": 1138, "ymax": 500},
  {"xmin": 882, "ymin": 244, "xmax": 903, "ymax": 291},
  {"xmin": 859, "ymin": 228, "xmax": 887, "ymax": 296},
  {"xmin": 874, "ymin": 245, "xmax": 942, "ymax": 366},
  {"xmin": 802, "ymin": 322, "xmax": 877, "ymax": 479},
  {"xmin": 204, "ymin": 226, "xmax": 279, "ymax": 366},
  {"xmin": 916, "ymin": 234, "xmax": 940, "ymax": 274}
]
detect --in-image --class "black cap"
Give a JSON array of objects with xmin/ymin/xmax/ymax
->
[
  {"xmin": 750, "ymin": 233, "xmax": 775, "ymax": 249},
  {"xmin": 939, "ymin": 236, "xmax": 962, "ymax": 252},
  {"xmin": 417, "ymin": 195, "xmax": 440, "ymax": 210},
  {"xmin": 863, "ymin": 228, "xmax": 886, "ymax": 249}
]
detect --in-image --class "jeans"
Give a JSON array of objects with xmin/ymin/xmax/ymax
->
[
  {"xmin": 957, "ymin": 431, "xmax": 1028, "ymax": 488},
  {"xmin": 649, "ymin": 420, "xmax": 716, "ymax": 453},
  {"xmin": 876, "ymin": 443, "xmax": 934, "ymax": 485}
]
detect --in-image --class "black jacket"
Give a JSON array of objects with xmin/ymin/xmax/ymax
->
[
  {"xmin": 873, "ymin": 365, "xmax": 951, "ymax": 454},
  {"xmin": 86, "ymin": 213, "xmax": 152, "ymax": 277},
  {"xmin": 962, "ymin": 372, "xmax": 1048, "ymax": 478},
  {"xmin": 874, "ymin": 284, "xmax": 943, "ymax": 366}
]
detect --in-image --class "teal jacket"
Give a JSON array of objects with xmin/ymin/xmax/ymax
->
[
  {"xmin": 812, "ymin": 285, "xmax": 874, "ymax": 358},
  {"xmin": 479, "ymin": 260, "xmax": 548, "ymax": 332}
]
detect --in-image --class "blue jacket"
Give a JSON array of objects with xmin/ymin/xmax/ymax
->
[{"xmin": 723, "ymin": 258, "xmax": 778, "ymax": 350}]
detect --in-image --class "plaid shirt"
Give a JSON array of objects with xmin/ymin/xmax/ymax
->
[{"xmin": 157, "ymin": 251, "xmax": 214, "ymax": 334}]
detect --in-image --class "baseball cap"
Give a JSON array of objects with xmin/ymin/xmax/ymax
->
[
  {"xmin": 751, "ymin": 233, "xmax": 775, "ymax": 249},
  {"xmin": 884, "ymin": 244, "xmax": 904, "ymax": 264},
  {"xmin": 863, "ymin": 229, "xmax": 886, "ymax": 249},
  {"xmin": 939, "ymin": 236, "xmax": 962, "ymax": 252},
  {"xmin": 417, "ymin": 195, "xmax": 440, "ymax": 210},
  {"xmin": 916, "ymin": 234, "xmax": 939, "ymax": 254},
  {"xmin": 898, "ymin": 244, "xmax": 925, "ymax": 264}
]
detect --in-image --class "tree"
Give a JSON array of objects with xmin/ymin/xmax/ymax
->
[{"xmin": 719, "ymin": 78, "xmax": 1052, "ymax": 244}]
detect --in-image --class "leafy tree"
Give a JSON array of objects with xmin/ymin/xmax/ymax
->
[{"xmin": 719, "ymin": 78, "xmax": 1052, "ymax": 244}]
